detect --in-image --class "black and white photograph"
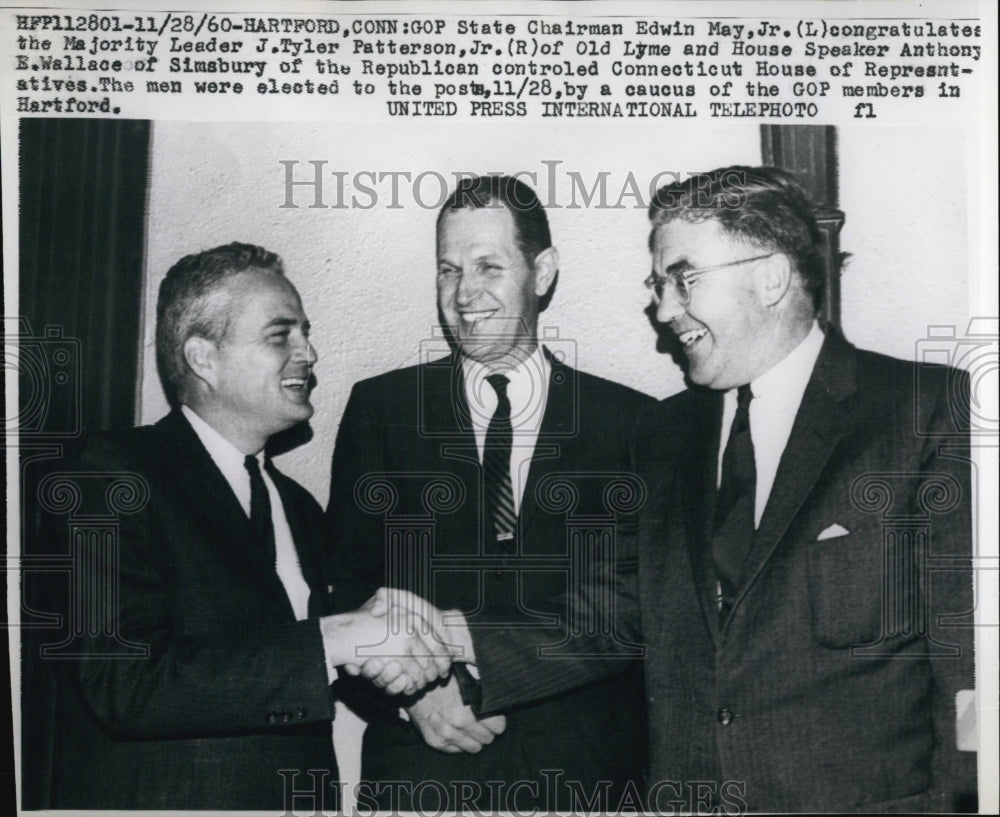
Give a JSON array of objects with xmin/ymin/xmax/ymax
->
[{"xmin": 3, "ymin": 1, "xmax": 997, "ymax": 814}]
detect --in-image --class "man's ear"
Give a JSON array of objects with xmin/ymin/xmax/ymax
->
[
  {"xmin": 182, "ymin": 336, "xmax": 219, "ymax": 389},
  {"xmin": 756, "ymin": 253, "xmax": 792, "ymax": 307},
  {"xmin": 533, "ymin": 247, "xmax": 559, "ymax": 297}
]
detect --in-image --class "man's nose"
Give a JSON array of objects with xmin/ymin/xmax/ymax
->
[
  {"xmin": 293, "ymin": 336, "xmax": 317, "ymax": 365},
  {"xmin": 455, "ymin": 270, "xmax": 480, "ymax": 304},
  {"xmin": 655, "ymin": 287, "xmax": 686, "ymax": 323}
]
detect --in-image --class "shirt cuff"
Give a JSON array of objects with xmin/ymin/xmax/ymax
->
[{"xmin": 320, "ymin": 621, "xmax": 339, "ymax": 685}]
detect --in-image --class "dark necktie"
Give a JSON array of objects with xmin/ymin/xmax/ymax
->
[
  {"xmin": 711, "ymin": 384, "xmax": 756, "ymax": 622},
  {"xmin": 483, "ymin": 373, "xmax": 516, "ymax": 542},
  {"xmin": 245, "ymin": 454, "xmax": 277, "ymax": 565}
]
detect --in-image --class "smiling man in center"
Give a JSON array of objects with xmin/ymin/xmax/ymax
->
[{"xmin": 327, "ymin": 175, "xmax": 652, "ymax": 812}]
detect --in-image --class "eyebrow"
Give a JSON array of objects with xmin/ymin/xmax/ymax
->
[
  {"xmin": 439, "ymin": 251, "xmax": 505, "ymax": 263},
  {"xmin": 263, "ymin": 317, "xmax": 309, "ymax": 332}
]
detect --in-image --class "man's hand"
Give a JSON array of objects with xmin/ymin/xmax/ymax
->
[
  {"xmin": 407, "ymin": 674, "xmax": 507, "ymax": 754},
  {"xmin": 366, "ymin": 587, "xmax": 477, "ymax": 664},
  {"xmin": 321, "ymin": 592, "xmax": 451, "ymax": 696}
]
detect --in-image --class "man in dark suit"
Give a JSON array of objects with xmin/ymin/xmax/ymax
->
[
  {"xmin": 632, "ymin": 166, "xmax": 976, "ymax": 812},
  {"xmin": 24, "ymin": 242, "xmax": 450, "ymax": 810},
  {"xmin": 470, "ymin": 166, "xmax": 978, "ymax": 812},
  {"xmin": 328, "ymin": 176, "xmax": 652, "ymax": 811}
]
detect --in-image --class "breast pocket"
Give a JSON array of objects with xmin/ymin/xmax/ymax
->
[{"xmin": 806, "ymin": 528, "xmax": 886, "ymax": 648}]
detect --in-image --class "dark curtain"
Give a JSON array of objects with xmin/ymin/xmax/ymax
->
[
  {"xmin": 16, "ymin": 118, "xmax": 151, "ymax": 809},
  {"xmin": 18, "ymin": 118, "xmax": 150, "ymax": 434}
]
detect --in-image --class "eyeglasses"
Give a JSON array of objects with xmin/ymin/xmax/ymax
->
[{"xmin": 644, "ymin": 253, "xmax": 775, "ymax": 306}]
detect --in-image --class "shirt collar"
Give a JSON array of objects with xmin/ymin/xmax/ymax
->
[
  {"xmin": 461, "ymin": 344, "xmax": 550, "ymax": 425},
  {"xmin": 749, "ymin": 320, "xmax": 825, "ymax": 409},
  {"xmin": 181, "ymin": 404, "xmax": 262, "ymax": 486}
]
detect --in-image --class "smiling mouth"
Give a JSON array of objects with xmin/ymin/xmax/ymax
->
[
  {"xmin": 676, "ymin": 328, "xmax": 709, "ymax": 349},
  {"xmin": 280, "ymin": 377, "xmax": 310, "ymax": 392},
  {"xmin": 458, "ymin": 310, "xmax": 499, "ymax": 326}
]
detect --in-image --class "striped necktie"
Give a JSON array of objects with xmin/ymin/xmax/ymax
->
[{"xmin": 484, "ymin": 373, "xmax": 516, "ymax": 542}]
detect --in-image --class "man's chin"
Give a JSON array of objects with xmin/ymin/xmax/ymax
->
[
  {"xmin": 681, "ymin": 344, "xmax": 721, "ymax": 389},
  {"xmin": 273, "ymin": 403, "xmax": 314, "ymax": 431},
  {"xmin": 457, "ymin": 337, "xmax": 535, "ymax": 365},
  {"xmin": 280, "ymin": 399, "xmax": 314, "ymax": 423},
  {"xmin": 684, "ymin": 362, "xmax": 716, "ymax": 389}
]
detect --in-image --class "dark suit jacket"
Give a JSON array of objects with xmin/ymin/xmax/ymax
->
[
  {"xmin": 471, "ymin": 330, "xmax": 977, "ymax": 812},
  {"xmin": 638, "ymin": 329, "xmax": 978, "ymax": 812},
  {"xmin": 23, "ymin": 410, "xmax": 339, "ymax": 810},
  {"xmin": 327, "ymin": 352, "xmax": 653, "ymax": 811}
]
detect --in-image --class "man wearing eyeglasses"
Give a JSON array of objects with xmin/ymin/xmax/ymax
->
[
  {"xmin": 459, "ymin": 166, "xmax": 977, "ymax": 812},
  {"xmin": 631, "ymin": 166, "xmax": 976, "ymax": 811}
]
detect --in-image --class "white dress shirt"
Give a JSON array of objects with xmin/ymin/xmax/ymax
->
[
  {"xmin": 717, "ymin": 321, "xmax": 825, "ymax": 527},
  {"xmin": 181, "ymin": 405, "xmax": 313, "ymax": 620},
  {"xmin": 462, "ymin": 345, "xmax": 550, "ymax": 514}
]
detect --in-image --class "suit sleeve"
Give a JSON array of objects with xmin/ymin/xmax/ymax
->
[
  {"xmin": 54, "ymin": 437, "xmax": 335, "ymax": 741},
  {"xmin": 470, "ymin": 525, "xmax": 642, "ymax": 715},
  {"xmin": 919, "ymin": 367, "xmax": 978, "ymax": 809}
]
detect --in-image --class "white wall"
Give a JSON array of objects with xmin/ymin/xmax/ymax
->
[{"xmin": 838, "ymin": 126, "xmax": 971, "ymax": 362}]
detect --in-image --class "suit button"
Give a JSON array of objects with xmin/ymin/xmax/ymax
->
[
  {"xmin": 280, "ymin": 711, "xmax": 292, "ymax": 723},
  {"xmin": 494, "ymin": 570, "xmax": 503, "ymax": 579},
  {"xmin": 718, "ymin": 708, "xmax": 734, "ymax": 726},
  {"xmin": 296, "ymin": 708, "xmax": 307, "ymax": 720},
  {"xmin": 266, "ymin": 712, "xmax": 278, "ymax": 724}
]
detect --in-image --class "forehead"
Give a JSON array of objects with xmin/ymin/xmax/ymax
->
[
  {"xmin": 652, "ymin": 218, "xmax": 741, "ymax": 264},
  {"xmin": 437, "ymin": 205, "xmax": 519, "ymax": 256},
  {"xmin": 219, "ymin": 269, "xmax": 304, "ymax": 324}
]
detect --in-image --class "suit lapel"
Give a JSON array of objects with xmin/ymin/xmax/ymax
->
[
  {"xmin": 423, "ymin": 355, "xmax": 486, "ymax": 473},
  {"xmin": 519, "ymin": 357, "xmax": 575, "ymax": 538},
  {"xmin": 421, "ymin": 353, "xmax": 474, "ymax": 440},
  {"xmin": 683, "ymin": 388, "xmax": 726, "ymax": 644},
  {"xmin": 732, "ymin": 331, "xmax": 857, "ymax": 614},
  {"xmin": 160, "ymin": 411, "xmax": 293, "ymax": 600},
  {"xmin": 161, "ymin": 410, "xmax": 254, "ymax": 550},
  {"xmin": 421, "ymin": 357, "xmax": 487, "ymax": 553},
  {"xmin": 421, "ymin": 355, "xmax": 482, "ymax": 489}
]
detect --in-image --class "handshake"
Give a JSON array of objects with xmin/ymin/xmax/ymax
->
[{"xmin": 321, "ymin": 588, "xmax": 474, "ymax": 697}]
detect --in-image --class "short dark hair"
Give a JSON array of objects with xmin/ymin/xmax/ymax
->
[
  {"xmin": 156, "ymin": 242, "xmax": 284, "ymax": 406},
  {"xmin": 437, "ymin": 175, "xmax": 552, "ymax": 265},
  {"xmin": 649, "ymin": 166, "xmax": 824, "ymax": 310}
]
